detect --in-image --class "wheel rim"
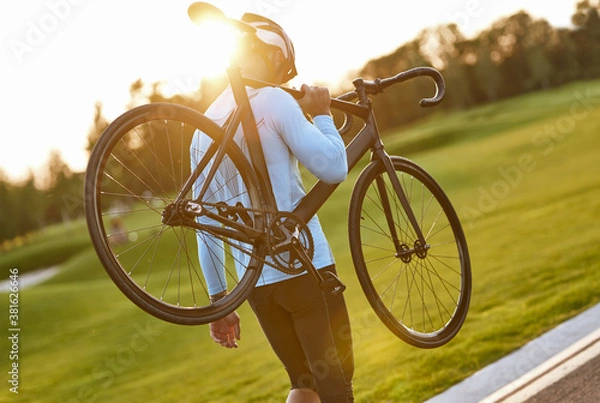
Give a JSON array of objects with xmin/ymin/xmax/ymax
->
[
  {"xmin": 86, "ymin": 105, "xmax": 264, "ymax": 322},
  {"xmin": 352, "ymin": 158, "xmax": 470, "ymax": 346}
]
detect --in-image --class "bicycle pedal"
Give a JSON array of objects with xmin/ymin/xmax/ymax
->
[
  {"xmin": 320, "ymin": 271, "xmax": 346, "ymax": 295},
  {"xmin": 330, "ymin": 283, "xmax": 346, "ymax": 296}
]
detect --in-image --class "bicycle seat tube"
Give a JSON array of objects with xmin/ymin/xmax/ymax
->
[{"xmin": 227, "ymin": 64, "xmax": 278, "ymax": 210}]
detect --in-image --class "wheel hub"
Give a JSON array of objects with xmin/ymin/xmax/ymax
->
[
  {"xmin": 414, "ymin": 239, "xmax": 429, "ymax": 259},
  {"xmin": 395, "ymin": 240, "xmax": 430, "ymax": 262}
]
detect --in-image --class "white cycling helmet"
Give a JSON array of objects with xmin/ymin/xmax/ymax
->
[{"xmin": 241, "ymin": 13, "xmax": 297, "ymax": 83}]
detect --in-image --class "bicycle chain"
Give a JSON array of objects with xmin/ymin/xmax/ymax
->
[
  {"xmin": 201, "ymin": 201, "xmax": 276, "ymax": 217},
  {"xmin": 266, "ymin": 212, "xmax": 314, "ymax": 275},
  {"xmin": 200, "ymin": 203, "xmax": 314, "ymax": 275}
]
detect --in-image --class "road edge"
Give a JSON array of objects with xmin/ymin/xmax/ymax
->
[{"xmin": 425, "ymin": 302, "xmax": 600, "ymax": 403}]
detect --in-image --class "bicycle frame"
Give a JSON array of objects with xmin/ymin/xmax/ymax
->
[
  {"xmin": 85, "ymin": 1, "xmax": 471, "ymax": 339},
  {"xmin": 173, "ymin": 63, "xmax": 440, "ymax": 251},
  {"xmin": 290, "ymin": 81, "xmax": 429, "ymax": 249}
]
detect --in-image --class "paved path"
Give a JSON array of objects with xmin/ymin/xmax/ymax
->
[
  {"xmin": 522, "ymin": 352, "xmax": 600, "ymax": 403},
  {"xmin": 0, "ymin": 267, "xmax": 60, "ymax": 292},
  {"xmin": 425, "ymin": 303, "xmax": 600, "ymax": 403},
  {"xmin": 485, "ymin": 327, "xmax": 600, "ymax": 402}
]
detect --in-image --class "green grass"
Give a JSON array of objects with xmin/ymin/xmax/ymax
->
[
  {"xmin": 0, "ymin": 220, "xmax": 91, "ymax": 274},
  {"xmin": 2, "ymin": 78, "xmax": 600, "ymax": 402}
]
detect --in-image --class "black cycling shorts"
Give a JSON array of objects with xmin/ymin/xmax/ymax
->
[{"xmin": 247, "ymin": 265, "xmax": 354, "ymax": 403}]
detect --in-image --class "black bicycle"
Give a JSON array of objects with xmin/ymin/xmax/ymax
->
[{"xmin": 84, "ymin": 3, "xmax": 471, "ymax": 349}]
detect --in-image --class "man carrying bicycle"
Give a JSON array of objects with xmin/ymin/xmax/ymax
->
[{"xmin": 190, "ymin": 9, "xmax": 354, "ymax": 403}]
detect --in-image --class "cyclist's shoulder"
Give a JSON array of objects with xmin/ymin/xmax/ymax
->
[
  {"xmin": 205, "ymin": 86, "xmax": 235, "ymax": 118},
  {"xmin": 258, "ymin": 86, "xmax": 299, "ymax": 115},
  {"xmin": 253, "ymin": 85, "xmax": 292, "ymax": 102}
]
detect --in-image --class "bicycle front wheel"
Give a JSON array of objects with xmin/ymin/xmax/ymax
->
[
  {"xmin": 85, "ymin": 103, "xmax": 266, "ymax": 325},
  {"xmin": 349, "ymin": 156, "xmax": 471, "ymax": 348}
]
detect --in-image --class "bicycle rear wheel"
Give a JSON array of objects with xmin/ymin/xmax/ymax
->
[
  {"xmin": 348, "ymin": 156, "xmax": 471, "ymax": 348},
  {"xmin": 85, "ymin": 103, "xmax": 266, "ymax": 325}
]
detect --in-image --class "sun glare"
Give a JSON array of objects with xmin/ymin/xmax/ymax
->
[
  {"xmin": 143, "ymin": 17, "xmax": 242, "ymax": 99},
  {"xmin": 190, "ymin": 21, "xmax": 238, "ymax": 79}
]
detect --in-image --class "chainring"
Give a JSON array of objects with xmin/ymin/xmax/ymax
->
[{"xmin": 266, "ymin": 212, "xmax": 314, "ymax": 275}]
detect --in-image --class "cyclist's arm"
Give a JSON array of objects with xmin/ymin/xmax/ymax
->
[
  {"xmin": 195, "ymin": 230, "xmax": 227, "ymax": 295},
  {"xmin": 270, "ymin": 89, "xmax": 347, "ymax": 184}
]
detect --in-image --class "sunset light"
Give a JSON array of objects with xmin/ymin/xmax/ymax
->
[
  {"xmin": 1, "ymin": 1, "xmax": 598, "ymax": 402},
  {"xmin": 0, "ymin": 0, "xmax": 577, "ymax": 182},
  {"xmin": 188, "ymin": 20, "xmax": 238, "ymax": 79}
]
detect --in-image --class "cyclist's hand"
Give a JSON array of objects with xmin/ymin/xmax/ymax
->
[
  {"xmin": 209, "ymin": 311, "xmax": 241, "ymax": 349},
  {"xmin": 298, "ymin": 84, "xmax": 331, "ymax": 117}
]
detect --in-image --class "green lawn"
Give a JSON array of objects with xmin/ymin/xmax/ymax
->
[{"xmin": 2, "ymin": 79, "xmax": 599, "ymax": 402}]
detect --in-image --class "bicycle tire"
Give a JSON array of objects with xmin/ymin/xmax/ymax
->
[
  {"xmin": 85, "ymin": 103, "xmax": 266, "ymax": 325},
  {"xmin": 348, "ymin": 156, "xmax": 471, "ymax": 348}
]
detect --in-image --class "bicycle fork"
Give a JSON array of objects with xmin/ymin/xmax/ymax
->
[{"xmin": 374, "ymin": 149, "xmax": 430, "ymax": 261}]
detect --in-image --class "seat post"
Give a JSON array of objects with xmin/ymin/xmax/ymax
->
[{"xmin": 227, "ymin": 65, "xmax": 278, "ymax": 211}]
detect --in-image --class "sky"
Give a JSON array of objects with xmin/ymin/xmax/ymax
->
[{"xmin": 0, "ymin": 0, "xmax": 577, "ymax": 183}]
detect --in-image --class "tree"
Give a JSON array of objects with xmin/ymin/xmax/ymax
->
[
  {"xmin": 15, "ymin": 173, "xmax": 44, "ymax": 236},
  {"xmin": 42, "ymin": 151, "xmax": 82, "ymax": 224},
  {"xmin": 360, "ymin": 39, "xmax": 436, "ymax": 130},
  {"xmin": 0, "ymin": 170, "xmax": 45, "ymax": 242},
  {"xmin": 572, "ymin": 0, "xmax": 600, "ymax": 78},
  {"xmin": 525, "ymin": 19, "xmax": 554, "ymax": 90},
  {"xmin": 0, "ymin": 170, "xmax": 15, "ymax": 241},
  {"xmin": 421, "ymin": 24, "xmax": 475, "ymax": 109},
  {"xmin": 469, "ymin": 33, "xmax": 503, "ymax": 102},
  {"xmin": 491, "ymin": 11, "xmax": 534, "ymax": 97},
  {"xmin": 547, "ymin": 28, "xmax": 581, "ymax": 85},
  {"xmin": 86, "ymin": 101, "xmax": 109, "ymax": 155},
  {"xmin": 572, "ymin": 0, "xmax": 600, "ymax": 26}
]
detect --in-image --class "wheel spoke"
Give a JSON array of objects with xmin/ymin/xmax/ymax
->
[
  {"xmin": 350, "ymin": 157, "xmax": 470, "ymax": 347},
  {"xmin": 85, "ymin": 104, "xmax": 266, "ymax": 325}
]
